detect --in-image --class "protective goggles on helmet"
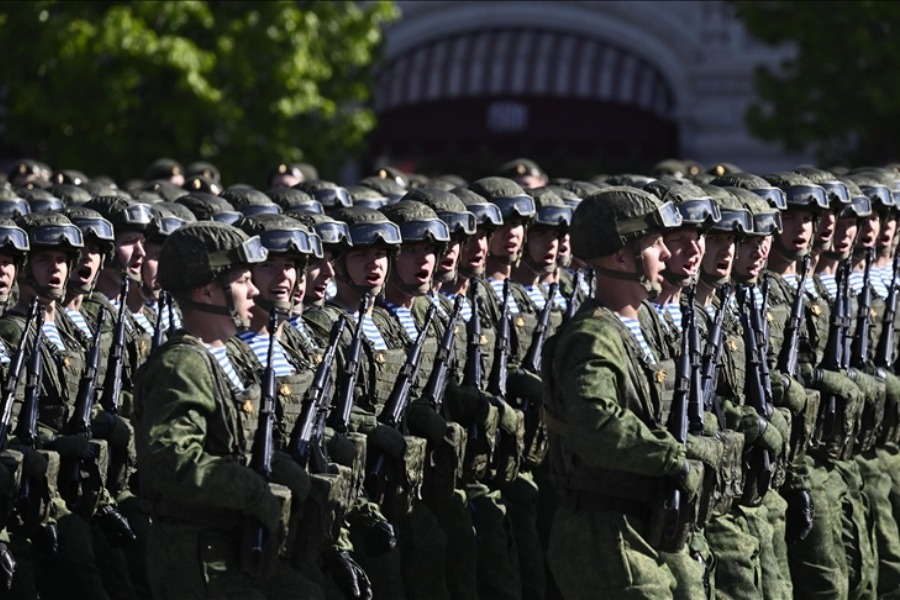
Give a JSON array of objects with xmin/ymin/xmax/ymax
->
[
  {"xmin": 534, "ymin": 205, "xmax": 573, "ymax": 228},
  {"xmin": 438, "ymin": 211, "xmax": 477, "ymax": 236},
  {"xmin": 312, "ymin": 187, "xmax": 352, "ymax": 208},
  {"xmin": 71, "ymin": 217, "xmax": 115, "ymax": 242},
  {"xmin": 617, "ymin": 200, "xmax": 684, "ymax": 236},
  {"xmin": 493, "ymin": 196, "xmax": 536, "ymax": 220},
  {"xmin": 397, "ymin": 218, "xmax": 451, "ymax": 244},
  {"xmin": 783, "ymin": 185, "xmax": 829, "ymax": 210},
  {"xmin": 238, "ymin": 203, "xmax": 281, "ymax": 217},
  {"xmin": 675, "ymin": 198, "xmax": 721, "ymax": 227},
  {"xmin": 209, "ymin": 235, "xmax": 269, "ymax": 268},
  {"xmin": 468, "ymin": 203, "xmax": 504, "ymax": 228},
  {"xmin": 0, "ymin": 226, "xmax": 29, "ymax": 253},
  {"xmin": 860, "ymin": 185, "xmax": 895, "ymax": 209},
  {"xmin": 285, "ymin": 201, "xmax": 324, "ymax": 216},
  {"xmin": 819, "ymin": 181, "xmax": 851, "ymax": 207},
  {"xmin": 348, "ymin": 221, "xmax": 402, "ymax": 246},
  {"xmin": 29, "ymin": 197, "xmax": 65, "ymax": 214},
  {"xmin": 0, "ymin": 199, "xmax": 31, "ymax": 218},
  {"xmin": 711, "ymin": 207, "xmax": 754, "ymax": 234},
  {"xmin": 352, "ymin": 197, "xmax": 389, "ymax": 210},
  {"xmin": 122, "ymin": 203, "xmax": 155, "ymax": 227},
  {"xmin": 211, "ymin": 211, "xmax": 242, "ymax": 225},
  {"xmin": 751, "ymin": 187, "xmax": 788, "ymax": 210},
  {"xmin": 752, "ymin": 211, "xmax": 783, "ymax": 236},
  {"xmin": 152, "ymin": 216, "xmax": 185, "ymax": 237},
  {"xmin": 314, "ymin": 221, "xmax": 352, "ymax": 247},
  {"xmin": 32, "ymin": 224, "xmax": 84, "ymax": 248},
  {"xmin": 841, "ymin": 195, "xmax": 872, "ymax": 219},
  {"xmin": 259, "ymin": 228, "xmax": 323, "ymax": 259}
]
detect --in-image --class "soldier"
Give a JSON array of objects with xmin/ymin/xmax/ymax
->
[
  {"xmin": 134, "ymin": 221, "xmax": 317, "ymax": 599},
  {"xmin": 544, "ymin": 186, "xmax": 701, "ymax": 599}
]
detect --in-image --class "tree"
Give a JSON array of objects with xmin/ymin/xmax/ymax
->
[
  {"xmin": 0, "ymin": 1, "xmax": 398, "ymax": 185},
  {"xmin": 735, "ymin": 1, "xmax": 900, "ymax": 167}
]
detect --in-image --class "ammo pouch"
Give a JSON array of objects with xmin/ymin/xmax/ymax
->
[
  {"xmin": 240, "ymin": 482, "xmax": 291, "ymax": 578},
  {"xmin": 645, "ymin": 458, "xmax": 704, "ymax": 553},
  {"xmin": 521, "ymin": 406, "xmax": 549, "ymax": 470},
  {"xmin": 345, "ymin": 432, "xmax": 368, "ymax": 505},
  {"xmin": 490, "ymin": 407, "xmax": 525, "ymax": 486},
  {"xmin": 771, "ymin": 407, "xmax": 792, "ymax": 491},
  {"xmin": 59, "ymin": 438, "xmax": 110, "ymax": 518},
  {"xmin": 423, "ymin": 422, "xmax": 467, "ymax": 501},
  {"xmin": 16, "ymin": 450, "xmax": 60, "ymax": 529},
  {"xmin": 381, "ymin": 436, "xmax": 427, "ymax": 520},
  {"xmin": 463, "ymin": 403, "xmax": 499, "ymax": 483},
  {"xmin": 285, "ymin": 464, "xmax": 353, "ymax": 565},
  {"xmin": 708, "ymin": 430, "xmax": 745, "ymax": 519},
  {"xmin": 0, "ymin": 450, "xmax": 22, "ymax": 529},
  {"xmin": 740, "ymin": 409, "xmax": 791, "ymax": 507},
  {"xmin": 787, "ymin": 389, "xmax": 820, "ymax": 466}
]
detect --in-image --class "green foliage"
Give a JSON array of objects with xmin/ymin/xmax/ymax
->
[
  {"xmin": 735, "ymin": 1, "xmax": 900, "ymax": 166},
  {"xmin": 0, "ymin": 1, "xmax": 398, "ymax": 185}
]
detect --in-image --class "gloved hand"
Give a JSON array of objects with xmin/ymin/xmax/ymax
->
[
  {"xmin": 405, "ymin": 403, "xmax": 448, "ymax": 446},
  {"xmin": 0, "ymin": 540, "xmax": 15, "ymax": 591},
  {"xmin": 771, "ymin": 374, "xmax": 807, "ymax": 414},
  {"xmin": 784, "ymin": 489, "xmax": 815, "ymax": 543},
  {"xmin": 326, "ymin": 431, "xmax": 358, "ymax": 467},
  {"xmin": 91, "ymin": 412, "xmax": 133, "ymax": 451},
  {"xmin": 49, "ymin": 434, "xmax": 93, "ymax": 460},
  {"xmin": 366, "ymin": 425, "xmax": 406, "ymax": 460},
  {"xmin": 363, "ymin": 518, "xmax": 397, "ymax": 557},
  {"xmin": 271, "ymin": 451, "xmax": 312, "ymax": 502},
  {"xmin": 506, "ymin": 369, "xmax": 544, "ymax": 410},
  {"xmin": 495, "ymin": 399, "xmax": 521, "ymax": 435},
  {"xmin": 33, "ymin": 523, "xmax": 59, "ymax": 560},
  {"xmin": 250, "ymin": 488, "xmax": 284, "ymax": 536},
  {"xmin": 94, "ymin": 505, "xmax": 136, "ymax": 547},
  {"xmin": 326, "ymin": 550, "xmax": 373, "ymax": 600},
  {"xmin": 672, "ymin": 460, "xmax": 702, "ymax": 504},
  {"xmin": 446, "ymin": 381, "xmax": 492, "ymax": 422}
]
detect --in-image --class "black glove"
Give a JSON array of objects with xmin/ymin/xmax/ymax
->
[
  {"xmin": 363, "ymin": 518, "xmax": 397, "ymax": 557},
  {"xmin": 784, "ymin": 489, "xmax": 815, "ymax": 543},
  {"xmin": 326, "ymin": 551, "xmax": 373, "ymax": 600},
  {"xmin": 94, "ymin": 505, "xmax": 136, "ymax": 547},
  {"xmin": 34, "ymin": 523, "xmax": 59, "ymax": 560},
  {"xmin": 0, "ymin": 541, "xmax": 15, "ymax": 591}
]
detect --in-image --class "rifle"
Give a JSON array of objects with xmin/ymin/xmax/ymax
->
[
  {"xmin": 777, "ymin": 255, "xmax": 811, "ymax": 379},
  {"xmin": 365, "ymin": 304, "xmax": 437, "ymax": 500},
  {"xmin": 851, "ymin": 248, "xmax": 875, "ymax": 369},
  {"xmin": 820, "ymin": 260, "xmax": 850, "ymax": 442},
  {"xmin": 462, "ymin": 289, "xmax": 483, "ymax": 389},
  {"xmin": 523, "ymin": 283, "xmax": 558, "ymax": 376},
  {"xmin": 15, "ymin": 300, "xmax": 46, "ymax": 526},
  {"xmin": 422, "ymin": 295, "xmax": 464, "ymax": 412},
  {"xmin": 684, "ymin": 285, "xmax": 705, "ymax": 435},
  {"xmin": 736, "ymin": 284, "xmax": 773, "ymax": 499},
  {"xmin": 288, "ymin": 317, "xmax": 346, "ymax": 473},
  {"xmin": 0, "ymin": 300, "xmax": 39, "ymax": 449},
  {"xmin": 62, "ymin": 307, "xmax": 106, "ymax": 504},
  {"xmin": 700, "ymin": 284, "xmax": 732, "ymax": 417},
  {"xmin": 327, "ymin": 294, "xmax": 370, "ymax": 435},
  {"xmin": 100, "ymin": 275, "xmax": 130, "ymax": 415},
  {"xmin": 565, "ymin": 271, "xmax": 583, "ymax": 321},
  {"xmin": 247, "ymin": 309, "xmax": 280, "ymax": 574},
  {"xmin": 486, "ymin": 280, "xmax": 511, "ymax": 399},
  {"xmin": 875, "ymin": 250, "xmax": 900, "ymax": 370},
  {"xmin": 151, "ymin": 293, "xmax": 166, "ymax": 353}
]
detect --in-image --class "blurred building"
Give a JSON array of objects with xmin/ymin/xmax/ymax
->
[{"xmin": 369, "ymin": 0, "xmax": 811, "ymax": 179}]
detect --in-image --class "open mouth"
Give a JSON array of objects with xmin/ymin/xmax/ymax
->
[
  {"xmin": 440, "ymin": 257, "xmax": 456, "ymax": 270},
  {"xmin": 365, "ymin": 274, "xmax": 382, "ymax": 285}
]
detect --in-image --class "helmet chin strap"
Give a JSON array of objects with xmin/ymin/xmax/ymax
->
[
  {"xmin": 592, "ymin": 239, "xmax": 661, "ymax": 299},
  {"xmin": 176, "ymin": 275, "xmax": 249, "ymax": 330}
]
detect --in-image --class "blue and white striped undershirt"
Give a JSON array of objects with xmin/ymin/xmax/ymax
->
[
  {"xmin": 65, "ymin": 308, "xmax": 93, "ymax": 339},
  {"xmin": 616, "ymin": 315, "xmax": 657, "ymax": 365},
  {"xmin": 654, "ymin": 302, "xmax": 683, "ymax": 333},
  {"xmin": 287, "ymin": 315, "xmax": 319, "ymax": 349},
  {"xmin": 42, "ymin": 321, "xmax": 66, "ymax": 352},
  {"xmin": 818, "ymin": 273, "xmax": 838, "ymax": 299},
  {"xmin": 488, "ymin": 278, "xmax": 520, "ymax": 315},
  {"xmin": 346, "ymin": 311, "xmax": 388, "ymax": 351},
  {"xmin": 0, "ymin": 342, "xmax": 8, "ymax": 366},
  {"xmin": 204, "ymin": 345, "xmax": 245, "ymax": 390},
  {"xmin": 236, "ymin": 331, "xmax": 295, "ymax": 377},
  {"xmin": 382, "ymin": 301, "xmax": 419, "ymax": 341},
  {"xmin": 524, "ymin": 285, "xmax": 547, "ymax": 311},
  {"xmin": 438, "ymin": 292, "xmax": 472, "ymax": 322},
  {"xmin": 545, "ymin": 283, "xmax": 568, "ymax": 310},
  {"xmin": 149, "ymin": 300, "xmax": 182, "ymax": 332},
  {"xmin": 326, "ymin": 280, "xmax": 337, "ymax": 301}
]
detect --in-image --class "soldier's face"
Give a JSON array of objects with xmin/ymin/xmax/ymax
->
[
  {"xmin": 557, "ymin": 233, "xmax": 572, "ymax": 267},
  {"xmin": 489, "ymin": 218, "xmax": 525, "ymax": 260},
  {"xmin": 115, "ymin": 231, "xmax": 146, "ymax": 279},
  {"xmin": 701, "ymin": 233, "xmax": 736, "ymax": 280},
  {"xmin": 72, "ymin": 242, "xmax": 103, "ymax": 289},
  {"xmin": 814, "ymin": 211, "xmax": 836, "ymax": 248},
  {"xmin": 0, "ymin": 253, "xmax": 16, "ymax": 302},
  {"xmin": 526, "ymin": 228, "xmax": 560, "ymax": 271},
  {"xmin": 395, "ymin": 241, "xmax": 436, "ymax": 288},
  {"xmin": 461, "ymin": 230, "xmax": 489, "ymax": 271},
  {"xmin": 857, "ymin": 214, "xmax": 880, "ymax": 249},
  {"xmin": 879, "ymin": 213, "xmax": 897, "ymax": 250},
  {"xmin": 141, "ymin": 241, "xmax": 164, "ymax": 295},
  {"xmin": 306, "ymin": 251, "xmax": 336, "ymax": 304},
  {"xmin": 252, "ymin": 254, "xmax": 298, "ymax": 307},
  {"xmin": 637, "ymin": 233, "xmax": 671, "ymax": 285},
  {"xmin": 30, "ymin": 249, "xmax": 68, "ymax": 295},
  {"xmin": 436, "ymin": 238, "xmax": 461, "ymax": 282},
  {"xmin": 663, "ymin": 228, "xmax": 705, "ymax": 280},
  {"xmin": 226, "ymin": 268, "xmax": 259, "ymax": 322},
  {"xmin": 734, "ymin": 236, "xmax": 771, "ymax": 279},
  {"xmin": 779, "ymin": 210, "xmax": 815, "ymax": 254},
  {"xmin": 832, "ymin": 218, "xmax": 858, "ymax": 256},
  {"xmin": 344, "ymin": 246, "xmax": 389, "ymax": 288}
]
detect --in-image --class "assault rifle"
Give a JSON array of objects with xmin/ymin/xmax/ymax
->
[
  {"xmin": 851, "ymin": 248, "xmax": 875, "ymax": 370},
  {"xmin": 875, "ymin": 250, "xmax": 900, "ymax": 370},
  {"xmin": 565, "ymin": 271, "xmax": 584, "ymax": 321},
  {"xmin": 522, "ymin": 283, "xmax": 558, "ymax": 376},
  {"xmin": 700, "ymin": 284, "xmax": 732, "ymax": 418},
  {"xmin": 486, "ymin": 280, "xmax": 511, "ymax": 399},
  {"xmin": 462, "ymin": 290, "xmax": 483, "ymax": 389},
  {"xmin": 100, "ymin": 275, "xmax": 129, "ymax": 415},
  {"xmin": 778, "ymin": 255, "xmax": 811, "ymax": 379},
  {"xmin": 327, "ymin": 294, "xmax": 370, "ymax": 435},
  {"xmin": 423, "ymin": 295, "xmax": 464, "ymax": 412},
  {"xmin": 0, "ymin": 300, "xmax": 39, "ymax": 449},
  {"xmin": 15, "ymin": 300, "xmax": 45, "ymax": 527}
]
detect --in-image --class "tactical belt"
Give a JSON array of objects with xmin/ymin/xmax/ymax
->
[
  {"xmin": 153, "ymin": 498, "xmax": 242, "ymax": 533},
  {"xmin": 560, "ymin": 489, "xmax": 651, "ymax": 522}
]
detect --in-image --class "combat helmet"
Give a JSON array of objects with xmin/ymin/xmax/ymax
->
[
  {"xmin": 330, "ymin": 206, "xmax": 401, "ymax": 295},
  {"xmin": 16, "ymin": 212, "xmax": 84, "ymax": 302},
  {"xmin": 61, "ymin": 205, "xmax": 115, "ymax": 294}
]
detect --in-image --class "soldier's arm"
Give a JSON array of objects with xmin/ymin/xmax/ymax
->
[
  {"xmin": 137, "ymin": 345, "xmax": 271, "ymax": 512},
  {"xmin": 559, "ymin": 319, "xmax": 685, "ymax": 478}
]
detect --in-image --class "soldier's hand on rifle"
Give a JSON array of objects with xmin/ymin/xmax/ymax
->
[
  {"xmin": 363, "ymin": 517, "xmax": 397, "ymax": 557},
  {"xmin": 93, "ymin": 505, "xmax": 136, "ymax": 547},
  {"xmin": 771, "ymin": 372, "xmax": 808, "ymax": 414},
  {"xmin": 366, "ymin": 425, "xmax": 406, "ymax": 460},
  {"xmin": 326, "ymin": 550, "xmax": 373, "ymax": 600},
  {"xmin": 19, "ymin": 448, "xmax": 47, "ymax": 479},
  {"xmin": 91, "ymin": 412, "xmax": 133, "ymax": 451},
  {"xmin": 506, "ymin": 369, "xmax": 544, "ymax": 408},
  {"xmin": 49, "ymin": 434, "xmax": 93, "ymax": 459},
  {"xmin": 672, "ymin": 460, "xmax": 702, "ymax": 503},
  {"xmin": 784, "ymin": 488, "xmax": 815, "ymax": 543},
  {"xmin": 271, "ymin": 451, "xmax": 311, "ymax": 502},
  {"xmin": 326, "ymin": 431, "xmax": 358, "ymax": 467},
  {"xmin": 406, "ymin": 402, "xmax": 448, "ymax": 446},
  {"xmin": 249, "ymin": 487, "xmax": 284, "ymax": 536},
  {"xmin": 496, "ymin": 400, "xmax": 521, "ymax": 435}
]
